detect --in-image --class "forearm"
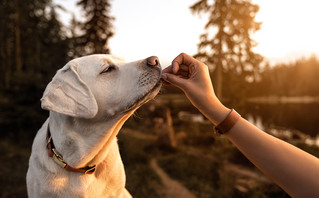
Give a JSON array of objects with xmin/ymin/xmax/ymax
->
[
  {"xmin": 225, "ymin": 115, "xmax": 319, "ymax": 197},
  {"xmin": 198, "ymin": 98, "xmax": 319, "ymax": 197},
  {"xmin": 164, "ymin": 52, "xmax": 319, "ymax": 197}
]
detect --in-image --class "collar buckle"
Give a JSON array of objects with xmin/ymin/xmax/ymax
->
[
  {"xmin": 52, "ymin": 148, "xmax": 67, "ymax": 168},
  {"xmin": 46, "ymin": 125, "xmax": 96, "ymax": 174}
]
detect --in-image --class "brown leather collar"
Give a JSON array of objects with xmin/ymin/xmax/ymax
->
[{"xmin": 46, "ymin": 125, "xmax": 96, "ymax": 175}]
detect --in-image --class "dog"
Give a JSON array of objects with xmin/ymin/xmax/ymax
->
[{"xmin": 26, "ymin": 54, "xmax": 162, "ymax": 197}]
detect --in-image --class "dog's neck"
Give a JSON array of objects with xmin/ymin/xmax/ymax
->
[{"xmin": 48, "ymin": 111, "xmax": 133, "ymax": 168}]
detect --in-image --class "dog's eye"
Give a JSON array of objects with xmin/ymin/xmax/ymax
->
[{"xmin": 101, "ymin": 65, "xmax": 116, "ymax": 74}]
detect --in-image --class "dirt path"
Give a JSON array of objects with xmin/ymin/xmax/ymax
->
[{"xmin": 150, "ymin": 158, "xmax": 197, "ymax": 198}]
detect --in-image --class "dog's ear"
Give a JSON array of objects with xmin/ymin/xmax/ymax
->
[{"xmin": 41, "ymin": 62, "xmax": 98, "ymax": 119}]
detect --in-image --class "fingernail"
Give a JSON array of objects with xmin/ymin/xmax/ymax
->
[{"xmin": 161, "ymin": 74, "xmax": 167, "ymax": 80}]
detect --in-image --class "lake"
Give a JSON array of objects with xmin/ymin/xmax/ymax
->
[
  {"xmin": 158, "ymin": 95, "xmax": 319, "ymax": 147},
  {"xmin": 242, "ymin": 102, "xmax": 319, "ymax": 137}
]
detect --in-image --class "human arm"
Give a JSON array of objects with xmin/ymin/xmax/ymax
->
[{"xmin": 161, "ymin": 53, "xmax": 319, "ymax": 197}]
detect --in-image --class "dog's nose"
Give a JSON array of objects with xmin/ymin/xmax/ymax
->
[{"xmin": 146, "ymin": 56, "xmax": 159, "ymax": 67}]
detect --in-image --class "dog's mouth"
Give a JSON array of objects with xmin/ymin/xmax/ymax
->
[{"xmin": 124, "ymin": 79, "xmax": 162, "ymax": 113}]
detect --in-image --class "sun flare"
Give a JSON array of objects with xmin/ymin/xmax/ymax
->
[{"xmin": 252, "ymin": 0, "xmax": 319, "ymax": 64}]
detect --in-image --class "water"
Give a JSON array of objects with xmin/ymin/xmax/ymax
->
[
  {"xmin": 173, "ymin": 101, "xmax": 319, "ymax": 146},
  {"xmin": 242, "ymin": 103, "xmax": 319, "ymax": 137}
]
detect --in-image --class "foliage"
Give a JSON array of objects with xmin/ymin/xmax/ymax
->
[
  {"xmin": 0, "ymin": 0, "xmax": 69, "ymax": 89},
  {"xmin": 249, "ymin": 55, "xmax": 319, "ymax": 97},
  {"xmin": 118, "ymin": 131, "xmax": 162, "ymax": 198},
  {"xmin": 0, "ymin": 0, "xmax": 70, "ymax": 136},
  {"xmin": 158, "ymin": 153, "xmax": 220, "ymax": 197},
  {"xmin": 190, "ymin": 0, "xmax": 263, "ymax": 99},
  {"xmin": 0, "ymin": 1, "xmax": 318, "ymax": 197},
  {"xmin": 75, "ymin": 0, "xmax": 114, "ymax": 55},
  {"xmin": 0, "ymin": 0, "xmax": 116, "ymax": 137}
]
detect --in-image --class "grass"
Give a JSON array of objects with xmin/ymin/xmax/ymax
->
[
  {"xmin": 1, "ymin": 98, "xmax": 318, "ymax": 197},
  {"xmin": 157, "ymin": 153, "xmax": 220, "ymax": 197},
  {"xmin": 118, "ymin": 130, "xmax": 162, "ymax": 198},
  {"xmin": 0, "ymin": 127, "xmax": 290, "ymax": 198}
]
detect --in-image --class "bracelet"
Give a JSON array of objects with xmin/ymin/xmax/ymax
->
[{"xmin": 213, "ymin": 109, "xmax": 241, "ymax": 135}]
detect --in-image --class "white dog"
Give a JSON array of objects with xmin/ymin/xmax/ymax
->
[{"xmin": 26, "ymin": 54, "xmax": 162, "ymax": 197}]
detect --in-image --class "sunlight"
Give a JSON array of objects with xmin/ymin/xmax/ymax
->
[
  {"xmin": 51, "ymin": 176, "xmax": 68, "ymax": 190},
  {"xmin": 55, "ymin": 0, "xmax": 319, "ymax": 65},
  {"xmin": 252, "ymin": 0, "xmax": 319, "ymax": 64}
]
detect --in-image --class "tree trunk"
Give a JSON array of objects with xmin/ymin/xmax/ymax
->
[
  {"xmin": 5, "ymin": 36, "xmax": 13, "ymax": 89},
  {"xmin": 14, "ymin": 4, "xmax": 22, "ymax": 73},
  {"xmin": 156, "ymin": 107, "xmax": 177, "ymax": 148},
  {"xmin": 214, "ymin": 28, "xmax": 224, "ymax": 101},
  {"xmin": 0, "ymin": 28, "xmax": 5, "ymax": 87}
]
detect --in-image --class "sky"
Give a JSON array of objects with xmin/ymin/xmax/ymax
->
[{"xmin": 55, "ymin": 0, "xmax": 319, "ymax": 67}]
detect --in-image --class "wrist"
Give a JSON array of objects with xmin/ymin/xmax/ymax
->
[
  {"xmin": 208, "ymin": 101, "xmax": 230, "ymax": 126},
  {"xmin": 198, "ymin": 95, "xmax": 230, "ymax": 126},
  {"xmin": 213, "ymin": 109, "xmax": 241, "ymax": 134}
]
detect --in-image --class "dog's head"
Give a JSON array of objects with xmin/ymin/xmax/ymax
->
[{"xmin": 41, "ymin": 54, "xmax": 162, "ymax": 119}]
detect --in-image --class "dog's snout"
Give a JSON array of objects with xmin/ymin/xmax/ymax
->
[{"xmin": 146, "ymin": 56, "xmax": 159, "ymax": 67}]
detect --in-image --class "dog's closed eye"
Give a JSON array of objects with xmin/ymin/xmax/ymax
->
[{"xmin": 100, "ymin": 65, "xmax": 117, "ymax": 74}]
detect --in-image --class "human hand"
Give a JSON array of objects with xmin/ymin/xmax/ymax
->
[{"xmin": 161, "ymin": 53, "xmax": 219, "ymax": 112}]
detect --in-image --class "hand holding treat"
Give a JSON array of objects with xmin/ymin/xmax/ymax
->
[
  {"xmin": 161, "ymin": 53, "xmax": 319, "ymax": 197},
  {"xmin": 161, "ymin": 53, "xmax": 229, "ymax": 125}
]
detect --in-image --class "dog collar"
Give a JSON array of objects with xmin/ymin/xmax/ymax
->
[{"xmin": 46, "ymin": 125, "xmax": 96, "ymax": 175}]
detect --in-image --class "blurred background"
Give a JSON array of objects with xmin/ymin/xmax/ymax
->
[{"xmin": 1, "ymin": 0, "xmax": 319, "ymax": 197}]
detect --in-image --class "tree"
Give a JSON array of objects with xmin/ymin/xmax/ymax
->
[
  {"xmin": 0, "ymin": 0, "xmax": 70, "ymax": 93},
  {"xmin": 39, "ymin": 4, "xmax": 70, "ymax": 74},
  {"xmin": 69, "ymin": 14, "xmax": 83, "ymax": 58},
  {"xmin": 0, "ymin": 0, "xmax": 15, "ymax": 88},
  {"xmin": 76, "ymin": 0, "xmax": 114, "ymax": 55},
  {"xmin": 0, "ymin": 0, "xmax": 71, "ymax": 136},
  {"xmin": 0, "ymin": 0, "xmax": 60, "ymax": 88},
  {"xmin": 190, "ymin": 0, "xmax": 263, "ymax": 100},
  {"xmin": 252, "ymin": 55, "xmax": 319, "ymax": 97}
]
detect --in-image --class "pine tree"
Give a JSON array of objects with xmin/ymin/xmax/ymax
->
[
  {"xmin": 190, "ymin": 0, "xmax": 263, "ymax": 100},
  {"xmin": 0, "ymin": 0, "xmax": 71, "ymax": 136},
  {"xmin": 0, "ymin": 0, "xmax": 15, "ymax": 88},
  {"xmin": 77, "ymin": 0, "xmax": 114, "ymax": 55},
  {"xmin": 39, "ymin": 5, "xmax": 70, "ymax": 75},
  {"xmin": 69, "ymin": 14, "xmax": 82, "ymax": 58}
]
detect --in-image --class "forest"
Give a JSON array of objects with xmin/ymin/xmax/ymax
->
[
  {"xmin": 0, "ymin": 0, "xmax": 114, "ymax": 136},
  {"xmin": 1, "ymin": 0, "xmax": 319, "ymax": 197},
  {"xmin": 1, "ymin": 0, "xmax": 319, "ymax": 128},
  {"xmin": 250, "ymin": 55, "xmax": 319, "ymax": 97}
]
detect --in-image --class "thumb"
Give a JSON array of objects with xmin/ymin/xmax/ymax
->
[{"xmin": 161, "ymin": 73, "xmax": 187, "ymax": 90}]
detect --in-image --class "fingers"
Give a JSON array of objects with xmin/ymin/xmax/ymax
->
[
  {"xmin": 161, "ymin": 73, "xmax": 187, "ymax": 90},
  {"xmin": 161, "ymin": 53, "xmax": 198, "ymax": 87},
  {"xmin": 161, "ymin": 79, "xmax": 171, "ymax": 86},
  {"xmin": 171, "ymin": 53, "xmax": 196, "ymax": 73},
  {"xmin": 162, "ymin": 65, "xmax": 173, "ymax": 74},
  {"xmin": 162, "ymin": 64, "xmax": 189, "ymax": 75},
  {"xmin": 179, "ymin": 65, "xmax": 190, "ymax": 72},
  {"xmin": 162, "ymin": 53, "xmax": 194, "ymax": 75},
  {"xmin": 161, "ymin": 65, "xmax": 190, "ymax": 85}
]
